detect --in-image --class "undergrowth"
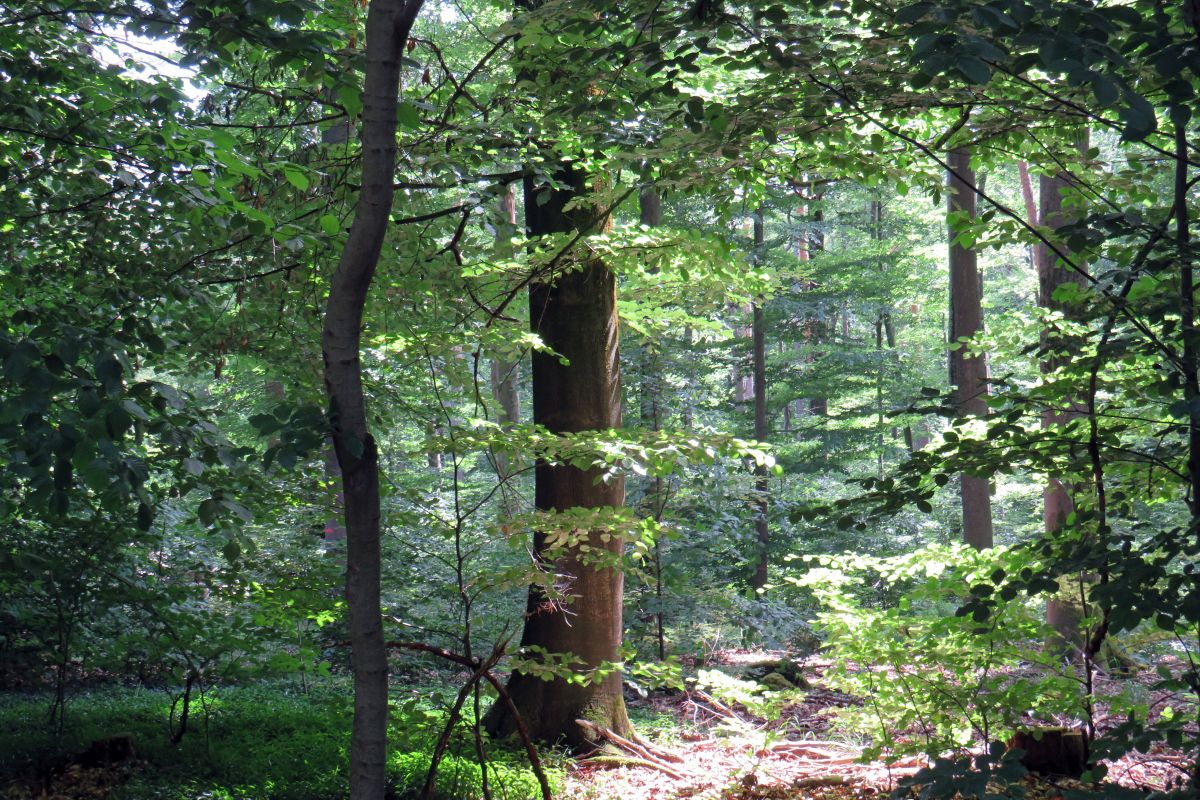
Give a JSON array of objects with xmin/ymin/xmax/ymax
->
[{"xmin": 0, "ymin": 679, "xmax": 560, "ymax": 800}]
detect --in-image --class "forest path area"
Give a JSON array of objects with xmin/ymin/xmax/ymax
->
[{"xmin": 567, "ymin": 649, "xmax": 1191, "ymax": 800}]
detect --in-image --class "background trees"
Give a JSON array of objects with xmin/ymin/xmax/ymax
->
[{"xmin": 2, "ymin": 0, "xmax": 1199, "ymax": 796}]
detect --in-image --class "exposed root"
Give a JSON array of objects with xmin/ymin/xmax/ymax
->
[
  {"xmin": 576, "ymin": 719, "xmax": 688, "ymax": 774},
  {"xmin": 792, "ymin": 775, "xmax": 858, "ymax": 788},
  {"xmin": 583, "ymin": 755, "xmax": 688, "ymax": 780}
]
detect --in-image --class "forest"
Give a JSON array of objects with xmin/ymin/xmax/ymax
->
[{"xmin": 1, "ymin": 0, "xmax": 1198, "ymax": 798}]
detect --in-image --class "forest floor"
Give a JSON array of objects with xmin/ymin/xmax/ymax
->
[
  {"xmin": 566, "ymin": 649, "xmax": 1193, "ymax": 800},
  {"xmin": 1, "ymin": 649, "xmax": 1192, "ymax": 800}
]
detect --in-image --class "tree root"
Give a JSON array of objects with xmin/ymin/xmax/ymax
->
[
  {"xmin": 576, "ymin": 719, "xmax": 688, "ymax": 775},
  {"xmin": 792, "ymin": 775, "xmax": 858, "ymax": 789},
  {"xmin": 583, "ymin": 755, "xmax": 687, "ymax": 780}
]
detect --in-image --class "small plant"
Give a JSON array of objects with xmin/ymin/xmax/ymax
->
[{"xmin": 789, "ymin": 544, "xmax": 1083, "ymax": 762}]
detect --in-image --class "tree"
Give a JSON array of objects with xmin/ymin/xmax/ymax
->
[
  {"xmin": 483, "ymin": 163, "xmax": 632, "ymax": 745},
  {"xmin": 320, "ymin": 1, "xmax": 424, "ymax": 797},
  {"xmin": 946, "ymin": 147, "xmax": 993, "ymax": 550},
  {"xmin": 750, "ymin": 209, "xmax": 771, "ymax": 594},
  {"xmin": 1022, "ymin": 133, "xmax": 1092, "ymax": 649}
]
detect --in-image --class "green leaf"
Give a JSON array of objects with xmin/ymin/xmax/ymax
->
[
  {"xmin": 397, "ymin": 101, "xmax": 421, "ymax": 129},
  {"xmin": 281, "ymin": 166, "xmax": 309, "ymax": 191},
  {"xmin": 1089, "ymin": 73, "xmax": 1119, "ymax": 106},
  {"xmin": 198, "ymin": 498, "xmax": 221, "ymax": 526},
  {"xmin": 106, "ymin": 406, "xmax": 133, "ymax": 438},
  {"xmin": 1119, "ymin": 92, "xmax": 1158, "ymax": 141},
  {"xmin": 94, "ymin": 353, "xmax": 124, "ymax": 394},
  {"xmin": 956, "ymin": 57, "xmax": 991, "ymax": 84},
  {"xmin": 895, "ymin": 2, "xmax": 932, "ymax": 23},
  {"xmin": 319, "ymin": 214, "xmax": 340, "ymax": 236}
]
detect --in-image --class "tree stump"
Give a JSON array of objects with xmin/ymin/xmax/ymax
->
[{"xmin": 1007, "ymin": 727, "xmax": 1086, "ymax": 777}]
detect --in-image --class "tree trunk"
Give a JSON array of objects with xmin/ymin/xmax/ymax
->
[
  {"xmin": 750, "ymin": 210, "xmax": 770, "ymax": 594},
  {"xmin": 320, "ymin": 2, "xmax": 424, "ymax": 798},
  {"xmin": 491, "ymin": 184, "xmax": 521, "ymax": 516},
  {"xmin": 807, "ymin": 202, "xmax": 828, "ymax": 417},
  {"xmin": 483, "ymin": 164, "xmax": 631, "ymax": 747},
  {"xmin": 947, "ymin": 148, "xmax": 994, "ymax": 550},
  {"xmin": 638, "ymin": 187, "xmax": 667, "ymax": 658},
  {"xmin": 1032, "ymin": 133, "xmax": 1091, "ymax": 649}
]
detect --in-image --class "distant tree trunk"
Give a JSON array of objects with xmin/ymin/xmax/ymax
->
[
  {"xmin": 483, "ymin": 164, "xmax": 631, "ymax": 747},
  {"xmin": 750, "ymin": 210, "xmax": 770, "ymax": 595},
  {"xmin": 1031, "ymin": 133, "xmax": 1092, "ymax": 648},
  {"xmin": 638, "ymin": 187, "xmax": 667, "ymax": 660},
  {"xmin": 947, "ymin": 148, "xmax": 994, "ymax": 550},
  {"xmin": 808, "ymin": 201, "xmax": 828, "ymax": 417},
  {"xmin": 492, "ymin": 184, "xmax": 522, "ymax": 518},
  {"xmin": 732, "ymin": 302, "xmax": 754, "ymax": 403},
  {"xmin": 321, "ymin": 3, "xmax": 424, "ymax": 799}
]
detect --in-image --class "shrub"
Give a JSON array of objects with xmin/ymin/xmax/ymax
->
[{"xmin": 789, "ymin": 543, "xmax": 1083, "ymax": 761}]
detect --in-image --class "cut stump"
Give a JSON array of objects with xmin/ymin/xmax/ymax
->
[{"xmin": 1007, "ymin": 727, "xmax": 1086, "ymax": 778}]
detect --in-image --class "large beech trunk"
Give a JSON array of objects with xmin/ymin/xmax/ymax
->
[
  {"xmin": 946, "ymin": 148, "xmax": 994, "ymax": 550},
  {"xmin": 320, "ymin": 2, "xmax": 423, "ymax": 798},
  {"xmin": 483, "ymin": 165, "xmax": 631, "ymax": 746}
]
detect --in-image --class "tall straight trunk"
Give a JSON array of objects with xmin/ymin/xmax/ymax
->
[
  {"xmin": 638, "ymin": 187, "xmax": 667, "ymax": 659},
  {"xmin": 321, "ymin": 3, "xmax": 424, "ymax": 799},
  {"xmin": 808, "ymin": 202, "xmax": 828, "ymax": 417},
  {"xmin": 491, "ymin": 184, "xmax": 521, "ymax": 514},
  {"xmin": 1174, "ymin": 118, "xmax": 1200, "ymax": 795},
  {"xmin": 1036, "ymin": 134, "xmax": 1090, "ymax": 534},
  {"xmin": 750, "ymin": 210, "xmax": 770, "ymax": 594},
  {"xmin": 483, "ymin": 164, "xmax": 631, "ymax": 746},
  {"xmin": 947, "ymin": 148, "xmax": 994, "ymax": 550},
  {"xmin": 1031, "ymin": 134, "xmax": 1092, "ymax": 644}
]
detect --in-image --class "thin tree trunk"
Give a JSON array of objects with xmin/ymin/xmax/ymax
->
[
  {"xmin": 321, "ymin": 2, "xmax": 423, "ymax": 798},
  {"xmin": 492, "ymin": 184, "xmax": 521, "ymax": 517},
  {"xmin": 808, "ymin": 203, "xmax": 828, "ymax": 417},
  {"xmin": 947, "ymin": 148, "xmax": 994, "ymax": 550},
  {"xmin": 638, "ymin": 187, "xmax": 667, "ymax": 658},
  {"xmin": 750, "ymin": 212, "xmax": 769, "ymax": 594}
]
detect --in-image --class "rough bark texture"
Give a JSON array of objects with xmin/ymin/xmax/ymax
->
[
  {"xmin": 320, "ymin": 2, "xmax": 423, "ymax": 798},
  {"xmin": 947, "ymin": 148, "xmax": 994, "ymax": 550},
  {"xmin": 750, "ymin": 210, "xmax": 770, "ymax": 594},
  {"xmin": 483, "ymin": 164, "xmax": 631, "ymax": 747}
]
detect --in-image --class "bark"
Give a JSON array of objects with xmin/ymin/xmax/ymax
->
[
  {"xmin": 807, "ymin": 203, "xmax": 828, "ymax": 417},
  {"xmin": 1032, "ymin": 133, "xmax": 1091, "ymax": 648},
  {"xmin": 483, "ymin": 164, "xmax": 631, "ymax": 747},
  {"xmin": 750, "ymin": 210, "xmax": 770, "ymax": 594},
  {"xmin": 320, "ymin": 2, "xmax": 423, "ymax": 798},
  {"xmin": 947, "ymin": 148, "xmax": 994, "ymax": 550},
  {"xmin": 491, "ymin": 184, "xmax": 521, "ymax": 511},
  {"xmin": 638, "ymin": 187, "xmax": 667, "ymax": 659}
]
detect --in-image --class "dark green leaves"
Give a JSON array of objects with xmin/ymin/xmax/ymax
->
[{"xmin": 94, "ymin": 353, "xmax": 124, "ymax": 394}]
